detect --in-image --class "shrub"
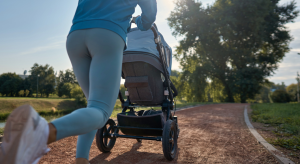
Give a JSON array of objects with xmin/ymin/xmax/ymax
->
[
  {"xmin": 271, "ymin": 90, "xmax": 291, "ymax": 103},
  {"xmin": 25, "ymin": 90, "xmax": 30, "ymax": 97},
  {"xmin": 71, "ymin": 85, "xmax": 84, "ymax": 98},
  {"xmin": 18, "ymin": 90, "xmax": 25, "ymax": 97},
  {"xmin": 75, "ymin": 94, "xmax": 87, "ymax": 107},
  {"xmin": 59, "ymin": 83, "xmax": 74, "ymax": 98}
]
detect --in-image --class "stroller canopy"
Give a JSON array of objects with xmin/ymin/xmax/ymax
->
[{"xmin": 124, "ymin": 27, "xmax": 172, "ymax": 75}]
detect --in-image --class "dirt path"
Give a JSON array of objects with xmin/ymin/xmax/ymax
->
[{"xmin": 39, "ymin": 104, "xmax": 278, "ymax": 164}]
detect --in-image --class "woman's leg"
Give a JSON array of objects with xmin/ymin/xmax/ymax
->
[
  {"xmin": 64, "ymin": 29, "xmax": 95, "ymax": 163},
  {"xmin": 51, "ymin": 28, "xmax": 124, "ymax": 160}
]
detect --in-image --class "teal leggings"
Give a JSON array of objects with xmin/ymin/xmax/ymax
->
[{"xmin": 51, "ymin": 28, "xmax": 125, "ymax": 160}]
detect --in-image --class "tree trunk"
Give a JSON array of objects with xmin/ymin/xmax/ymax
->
[
  {"xmin": 224, "ymin": 84, "xmax": 235, "ymax": 102},
  {"xmin": 240, "ymin": 93, "xmax": 246, "ymax": 103}
]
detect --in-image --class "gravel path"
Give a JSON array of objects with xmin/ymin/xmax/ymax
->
[{"xmin": 39, "ymin": 104, "xmax": 278, "ymax": 164}]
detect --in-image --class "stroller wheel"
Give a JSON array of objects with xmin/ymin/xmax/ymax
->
[
  {"xmin": 136, "ymin": 139, "xmax": 142, "ymax": 142},
  {"xmin": 96, "ymin": 119, "xmax": 117, "ymax": 153},
  {"xmin": 162, "ymin": 120, "xmax": 178, "ymax": 161}
]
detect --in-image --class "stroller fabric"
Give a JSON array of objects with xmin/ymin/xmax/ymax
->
[{"xmin": 124, "ymin": 27, "xmax": 172, "ymax": 75}]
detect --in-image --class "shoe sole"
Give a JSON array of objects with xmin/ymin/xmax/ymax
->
[{"xmin": 0, "ymin": 104, "xmax": 41, "ymax": 164}]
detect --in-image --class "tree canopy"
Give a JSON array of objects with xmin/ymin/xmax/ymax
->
[
  {"xmin": 168, "ymin": 0, "xmax": 298, "ymax": 102},
  {"xmin": 28, "ymin": 63, "xmax": 56, "ymax": 97}
]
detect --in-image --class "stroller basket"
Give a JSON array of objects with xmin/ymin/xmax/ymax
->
[{"xmin": 117, "ymin": 111, "xmax": 165, "ymax": 136}]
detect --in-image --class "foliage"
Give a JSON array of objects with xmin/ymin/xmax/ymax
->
[
  {"xmin": 70, "ymin": 84, "xmax": 87, "ymax": 106},
  {"xmin": 0, "ymin": 98, "xmax": 78, "ymax": 120},
  {"xmin": 171, "ymin": 70, "xmax": 180, "ymax": 78},
  {"xmin": 249, "ymin": 84, "xmax": 272, "ymax": 103},
  {"xmin": 271, "ymin": 82, "xmax": 286, "ymax": 91},
  {"xmin": 286, "ymin": 83, "xmax": 298, "ymax": 101},
  {"xmin": 206, "ymin": 78, "xmax": 226, "ymax": 102},
  {"xmin": 251, "ymin": 103, "xmax": 300, "ymax": 150},
  {"xmin": 18, "ymin": 90, "xmax": 24, "ymax": 96},
  {"xmin": 28, "ymin": 63, "xmax": 56, "ymax": 97},
  {"xmin": 56, "ymin": 69, "xmax": 78, "ymax": 98},
  {"xmin": 120, "ymin": 84, "xmax": 126, "ymax": 99},
  {"xmin": 0, "ymin": 76, "xmax": 23, "ymax": 97},
  {"xmin": 269, "ymin": 136, "xmax": 300, "ymax": 150},
  {"xmin": 0, "ymin": 73, "xmax": 24, "ymax": 97},
  {"xmin": 59, "ymin": 83, "xmax": 74, "ymax": 98},
  {"xmin": 168, "ymin": 0, "xmax": 299, "ymax": 103},
  {"xmin": 71, "ymin": 84, "xmax": 84, "ymax": 98},
  {"xmin": 57, "ymin": 69, "xmax": 77, "ymax": 84},
  {"xmin": 271, "ymin": 89, "xmax": 291, "ymax": 103},
  {"xmin": 74, "ymin": 94, "xmax": 87, "ymax": 107}
]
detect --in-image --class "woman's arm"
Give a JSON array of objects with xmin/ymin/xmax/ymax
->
[{"xmin": 136, "ymin": 0, "xmax": 157, "ymax": 31}]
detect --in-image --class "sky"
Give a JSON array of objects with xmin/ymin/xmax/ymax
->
[{"xmin": 0, "ymin": 0, "xmax": 299, "ymax": 85}]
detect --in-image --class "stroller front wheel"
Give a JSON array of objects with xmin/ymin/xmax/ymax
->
[
  {"xmin": 162, "ymin": 120, "xmax": 178, "ymax": 161},
  {"xmin": 96, "ymin": 119, "xmax": 117, "ymax": 153}
]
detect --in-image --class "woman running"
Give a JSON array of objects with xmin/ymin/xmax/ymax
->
[{"xmin": 0, "ymin": 0, "xmax": 157, "ymax": 164}]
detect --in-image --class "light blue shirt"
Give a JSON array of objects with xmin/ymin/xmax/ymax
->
[{"xmin": 69, "ymin": 0, "xmax": 157, "ymax": 47}]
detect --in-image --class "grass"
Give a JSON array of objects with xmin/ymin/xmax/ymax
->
[
  {"xmin": 0, "ymin": 98, "xmax": 206, "ymax": 137},
  {"xmin": 251, "ymin": 103, "xmax": 300, "ymax": 150},
  {"xmin": 0, "ymin": 97, "xmax": 79, "ymax": 121},
  {"xmin": 109, "ymin": 100, "xmax": 207, "ymax": 118},
  {"xmin": 0, "ymin": 97, "xmax": 207, "ymax": 121}
]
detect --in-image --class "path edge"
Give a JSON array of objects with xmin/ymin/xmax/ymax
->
[{"xmin": 244, "ymin": 105, "xmax": 294, "ymax": 164}]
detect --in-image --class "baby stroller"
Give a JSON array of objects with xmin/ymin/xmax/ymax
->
[{"xmin": 95, "ymin": 23, "xmax": 179, "ymax": 161}]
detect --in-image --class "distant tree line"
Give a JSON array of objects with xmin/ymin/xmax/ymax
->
[
  {"xmin": 0, "ymin": 63, "xmax": 84, "ymax": 99},
  {"xmin": 171, "ymin": 70, "xmax": 299, "ymax": 103}
]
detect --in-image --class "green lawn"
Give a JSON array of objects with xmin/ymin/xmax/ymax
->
[
  {"xmin": 0, "ymin": 98, "xmax": 206, "ymax": 135},
  {"xmin": 251, "ymin": 103, "xmax": 300, "ymax": 150},
  {"xmin": 0, "ymin": 97, "xmax": 205, "ymax": 121}
]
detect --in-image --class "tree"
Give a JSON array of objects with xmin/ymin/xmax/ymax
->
[
  {"xmin": 57, "ymin": 69, "xmax": 77, "ymax": 84},
  {"xmin": 253, "ymin": 85, "xmax": 272, "ymax": 103},
  {"xmin": 28, "ymin": 63, "xmax": 56, "ymax": 97},
  {"xmin": 271, "ymin": 89, "xmax": 291, "ymax": 103},
  {"xmin": 271, "ymin": 82, "xmax": 286, "ymax": 90},
  {"xmin": 0, "ymin": 76, "xmax": 23, "ymax": 96},
  {"xmin": 71, "ymin": 84, "xmax": 84, "ymax": 98},
  {"xmin": 120, "ymin": 84, "xmax": 126, "ymax": 99},
  {"xmin": 56, "ymin": 69, "xmax": 77, "ymax": 97},
  {"xmin": 286, "ymin": 83, "xmax": 298, "ymax": 101},
  {"xmin": 0, "ymin": 73, "xmax": 23, "ymax": 96},
  {"xmin": 60, "ymin": 83, "xmax": 74, "ymax": 98},
  {"xmin": 168, "ymin": 0, "xmax": 299, "ymax": 102}
]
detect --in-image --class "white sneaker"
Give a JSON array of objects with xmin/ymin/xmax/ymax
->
[{"xmin": 0, "ymin": 105, "xmax": 50, "ymax": 164}]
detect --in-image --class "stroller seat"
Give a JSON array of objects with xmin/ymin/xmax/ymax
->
[{"xmin": 122, "ymin": 27, "xmax": 172, "ymax": 106}]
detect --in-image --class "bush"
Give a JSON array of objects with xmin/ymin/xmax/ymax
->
[
  {"xmin": 71, "ymin": 85, "xmax": 84, "ymax": 98},
  {"xmin": 271, "ymin": 90, "xmax": 291, "ymax": 103},
  {"xmin": 18, "ymin": 90, "xmax": 25, "ymax": 97},
  {"xmin": 59, "ymin": 83, "xmax": 74, "ymax": 98},
  {"xmin": 75, "ymin": 94, "xmax": 87, "ymax": 107},
  {"xmin": 25, "ymin": 90, "xmax": 30, "ymax": 97}
]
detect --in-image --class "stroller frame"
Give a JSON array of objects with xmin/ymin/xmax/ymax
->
[{"xmin": 95, "ymin": 23, "xmax": 179, "ymax": 161}]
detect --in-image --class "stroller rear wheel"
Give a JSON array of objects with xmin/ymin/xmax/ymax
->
[
  {"xmin": 136, "ymin": 139, "xmax": 142, "ymax": 142},
  {"xmin": 96, "ymin": 119, "xmax": 117, "ymax": 153},
  {"xmin": 162, "ymin": 120, "xmax": 178, "ymax": 161}
]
